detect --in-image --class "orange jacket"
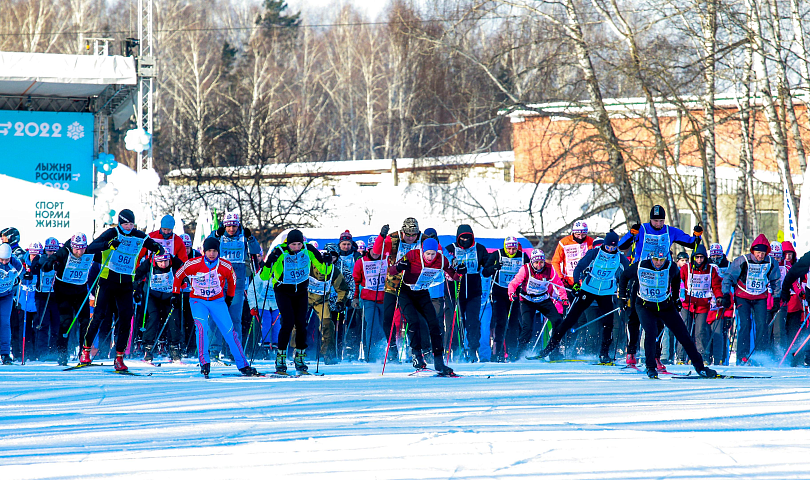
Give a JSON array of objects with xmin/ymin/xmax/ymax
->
[{"xmin": 551, "ymin": 235, "xmax": 593, "ymax": 285}]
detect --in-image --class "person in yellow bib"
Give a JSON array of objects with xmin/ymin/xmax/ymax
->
[{"xmin": 81, "ymin": 209, "xmax": 165, "ymax": 372}]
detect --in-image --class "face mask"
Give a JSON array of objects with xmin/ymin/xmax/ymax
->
[
  {"xmin": 459, "ymin": 236, "xmax": 473, "ymax": 249},
  {"xmin": 120, "ymin": 225, "xmax": 133, "ymax": 234}
]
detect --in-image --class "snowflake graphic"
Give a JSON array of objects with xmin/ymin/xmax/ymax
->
[{"xmin": 66, "ymin": 122, "xmax": 85, "ymax": 140}]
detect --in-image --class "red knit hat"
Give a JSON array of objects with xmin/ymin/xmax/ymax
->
[{"xmin": 339, "ymin": 230, "xmax": 352, "ymax": 242}]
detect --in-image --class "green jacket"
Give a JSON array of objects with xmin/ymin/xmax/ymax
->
[{"xmin": 260, "ymin": 242, "xmax": 329, "ymax": 287}]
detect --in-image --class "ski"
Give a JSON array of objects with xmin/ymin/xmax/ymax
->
[
  {"xmin": 63, "ymin": 363, "xmax": 104, "ymax": 371},
  {"xmin": 295, "ymin": 371, "xmax": 325, "ymax": 376},
  {"xmin": 671, "ymin": 373, "xmax": 772, "ymax": 379},
  {"xmin": 108, "ymin": 370, "xmax": 153, "ymax": 377},
  {"xmin": 592, "ymin": 362, "xmax": 616, "ymax": 366},
  {"xmin": 525, "ymin": 356, "xmax": 587, "ymax": 362}
]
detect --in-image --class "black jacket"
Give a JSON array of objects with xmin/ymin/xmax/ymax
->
[
  {"xmin": 87, "ymin": 226, "xmax": 163, "ymax": 285},
  {"xmin": 619, "ymin": 259, "xmax": 680, "ymax": 308},
  {"xmin": 41, "ymin": 239, "xmax": 103, "ymax": 297},
  {"xmin": 445, "ymin": 225, "xmax": 492, "ymax": 299}
]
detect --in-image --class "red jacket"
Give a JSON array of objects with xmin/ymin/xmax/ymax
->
[
  {"xmin": 173, "ymin": 256, "xmax": 236, "ymax": 301},
  {"xmin": 138, "ymin": 230, "xmax": 189, "ymax": 265},
  {"xmin": 352, "ymin": 252, "xmax": 388, "ymax": 303},
  {"xmin": 389, "ymin": 249, "xmax": 461, "ymax": 285},
  {"xmin": 679, "ymin": 263, "xmax": 723, "ymax": 313}
]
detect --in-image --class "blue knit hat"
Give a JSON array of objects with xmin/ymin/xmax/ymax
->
[
  {"xmin": 422, "ymin": 238, "xmax": 438, "ymax": 252},
  {"xmin": 160, "ymin": 215, "xmax": 175, "ymax": 229}
]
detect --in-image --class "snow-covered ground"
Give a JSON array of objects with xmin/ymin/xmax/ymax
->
[{"xmin": 2, "ymin": 360, "xmax": 810, "ymax": 479}]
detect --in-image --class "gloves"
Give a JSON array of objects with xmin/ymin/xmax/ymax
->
[
  {"xmin": 225, "ymin": 295, "xmax": 233, "ymax": 307},
  {"xmin": 250, "ymin": 308, "xmax": 259, "ymax": 317},
  {"xmin": 380, "ymin": 224, "xmax": 390, "ymax": 238},
  {"xmin": 630, "ymin": 223, "xmax": 641, "ymax": 235},
  {"xmin": 780, "ymin": 287, "xmax": 792, "ymax": 303},
  {"xmin": 693, "ymin": 225, "xmax": 703, "ymax": 237},
  {"xmin": 618, "ymin": 297, "xmax": 629, "ymax": 311},
  {"xmin": 327, "ymin": 251, "xmax": 340, "ymax": 265},
  {"xmin": 133, "ymin": 288, "xmax": 143, "ymax": 304},
  {"xmin": 216, "ymin": 226, "xmax": 226, "ymax": 236},
  {"xmin": 244, "ymin": 228, "xmax": 252, "ymax": 239},
  {"xmin": 456, "ymin": 263, "xmax": 468, "ymax": 275},
  {"xmin": 396, "ymin": 258, "xmax": 410, "ymax": 272},
  {"xmin": 572, "ymin": 283, "xmax": 581, "ymax": 292},
  {"xmin": 768, "ymin": 303, "xmax": 780, "ymax": 316},
  {"xmin": 675, "ymin": 301, "xmax": 682, "ymax": 313},
  {"xmin": 109, "ymin": 238, "xmax": 121, "ymax": 249},
  {"xmin": 335, "ymin": 300, "xmax": 347, "ymax": 311},
  {"xmin": 508, "ymin": 291, "xmax": 516, "ymax": 302},
  {"xmin": 717, "ymin": 293, "xmax": 731, "ymax": 309},
  {"xmin": 23, "ymin": 271, "xmax": 33, "ymax": 281},
  {"xmin": 492, "ymin": 260, "xmax": 502, "ymax": 271},
  {"xmin": 155, "ymin": 244, "xmax": 166, "ymax": 256},
  {"xmin": 351, "ymin": 298, "xmax": 360, "ymax": 309}
]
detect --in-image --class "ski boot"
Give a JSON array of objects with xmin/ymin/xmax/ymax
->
[
  {"xmin": 239, "ymin": 365, "xmax": 259, "ymax": 376},
  {"xmin": 433, "ymin": 352, "xmax": 455, "ymax": 377},
  {"xmin": 143, "ymin": 345, "xmax": 154, "ymax": 363},
  {"xmin": 57, "ymin": 349, "xmax": 68, "ymax": 367},
  {"xmin": 275, "ymin": 351, "xmax": 287, "ymax": 374},
  {"xmin": 548, "ymin": 348, "xmax": 564, "ymax": 361},
  {"xmin": 78, "ymin": 346, "xmax": 92, "ymax": 365},
  {"xmin": 1, "ymin": 354, "xmax": 11, "ymax": 365},
  {"xmin": 599, "ymin": 354, "xmax": 612, "ymax": 365},
  {"xmin": 467, "ymin": 349, "xmax": 479, "ymax": 363},
  {"xmin": 169, "ymin": 345, "xmax": 182, "ymax": 362},
  {"xmin": 293, "ymin": 348, "xmax": 308, "ymax": 373},
  {"xmin": 697, "ymin": 366, "xmax": 717, "ymax": 378},
  {"xmin": 423, "ymin": 350, "xmax": 434, "ymax": 365},
  {"xmin": 646, "ymin": 367, "xmax": 658, "ymax": 379},
  {"xmin": 655, "ymin": 358, "xmax": 667, "ymax": 373},
  {"xmin": 626, "ymin": 353, "xmax": 637, "ymax": 366},
  {"xmin": 387, "ymin": 346, "xmax": 399, "ymax": 363},
  {"xmin": 412, "ymin": 349, "xmax": 427, "ymax": 370},
  {"xmin": 201, "ymin": 363, "xmax": 210, "ymax": 378},
  {"xmin": 113, "ymin": 352, "xmax": 128, "ymax": 372}
]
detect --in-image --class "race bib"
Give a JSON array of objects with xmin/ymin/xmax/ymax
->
[
  {"xmin": 396, "ymin": 240, "xmax": 418, "ymax": 262},
  {"xmin": 220, "ymin": 235, "xmax": 245, "ymax": 264},
  {"xmin": 363, "ymin": 259, "xmax": 388, "ymax": 291},
  {"xmin": 524, "ymin": 275, "xmax": 551, "ymax": 300},
  {"xmin": 497, "ymin": 257, "xmax": 523, "ymax": 288},
  {"xmin": 154, "ymin": 237, "xmax": 174, "ymax": 256},
  {"xmin": 308, "ymin": 276, "xmax": 331, "ymax": 295},
  {"xmin": 408, "ymin": 267, "xmax": 444, "ymax": 291},
  {"xmin": 109, "ymin": 236, "xmax": 146, "ymax": 275},
  {"xmin": 281, "ymin": 252, "xmax": 309, "ymax": 285},
  {"xmin": 688, "ymin": 273, "xmax": 712, "ymax": 299},
  {"xmin": 744, "ymin": 262, "xmax": 769, "ymax": 295},
  {"xmin": 191, "ymin": 268, "xmax": 223, "ymax": 298},
  {"xmin": 61, "ymin": 254, "xmax": 94, "ymax": 285},
  {"xmin": 563, "ymin": 242, "xmax": 588, "ymax": 277},
  {"xmin": 0, "ymin": 268, "xmax": 18, "ymax": 294},
  {"xmin": 639, "ymin": 225, "xmax": 670, "ymax": 262},
  {"xmin": 637, "ymin": 266, "xmax": 669, "ymax": 303},
  {"xmin": 151, "ymin": 271, "xmax": 174, "ymax": 293},
  {"xmin": 39, "ymin": 270, "xmax": 55, "ymax": 292}
]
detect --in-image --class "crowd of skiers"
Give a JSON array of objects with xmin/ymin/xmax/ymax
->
[{"xmin": 0, "ymin": 203, "xmax": 808, "ymax": 379}]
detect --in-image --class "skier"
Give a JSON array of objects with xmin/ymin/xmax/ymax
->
[
  {"xmin": 1, "ymin": 227, "xmax": 26, "ymax": 263},
  {"xmin": 618, "ymin": 250, "xmax": 717, "ymax": 378},
  {"xmin": 138, "ymin": 214, "xmax": 189, "ymax": 264},
  {"xmin": 352, "ymin": 235, "xmax": 388, "ymax": 362},
  {"xmin": 445, "ymin": 224, "xmax": 493, "ymax": 362},
  {"xmin": 507, "ymin": 249, "xmax": 567, "ymax": 359},
  {"xmin": 40, "ymin": 234, "xmax": 97, "ymax": 366},
  {"xmin": 246, "ymin": 271, "xmax": 279, "ymax": 357},
  {"xmin": 393, "ymin": 237, "xmax": 464, "ymax": 375},
  {"xmin": 709, "ymin": 243, "xmax": 730, "ymax": 275},
  {"xmin": 260, "ymin": 229, "xmax": 332, "ymax": 374},
  {"xmin": 31, "ymin": 239, "xmax": 60, "ymax": 361},
  {"xmin": 307, "ymin": 245, "xmax": 350, "ymax": 365},
  {"xmin": 134, "ymin": 252, "xmax": 185, "ymax": 362},
  {"xmin": 675, "ymin": 252, "xmax": 689, "ymax": 268},
  {"xmin": 80, "ymin": 209, "xmax": 166, "ymax": 372},
  {"xmin": 618, "ymin": 205, "xmax": 702, "ymax": 367},
  {"xmin": 207, "ymin": 211, "xmax": 262, "ymax": 359},
  {"xmin": 179, "ymin": 233, "xmax": 200, "ymax": 356},
  {"xmin": 0, "ymin": 244, "xmax": 24, "ymax": 364},
  {"xmin": 356, "ymin": 240, "xmax": 367, "ymax": 255},
  {"xmin": 482, "ymin": 236, "xmax": 529, "ymax": 362},
  {"xmin": 173, "ymin": 237, "xmax": 257, "ymax": 376},
  {"xmin": 679, "ymin": 244, "xmax": 724, "ymax": 365},
  {"xmin": 532, "ymin": 232, "xmax": 627, "ymax": 363},
  {"xmin": 329, "ymin": 231, "xmax": 362, "ymax": 360},
  {"xmin": 779, "ymin": 243, "xmax": 810, "ymax": 366},
  {"xmin": 372, "ymin": 218, "xmax": 423, "ymax": 361},
  {"xmin": 18, "ymin": 244, "xmax": 39, "ymax": 359},
  {"xmin": 551, "ymin": 221, "xmax": 594, "ymax": 288},
  {"xmin": 721, "ymin": 234, "xmax": 782, "ymax": 364}
]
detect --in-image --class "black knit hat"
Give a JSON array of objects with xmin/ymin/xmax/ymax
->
[
  {"xmin": 118, "ymin": 208, "xmax": 135, "ymax": 224},
  {"xmin": 287, "ymin": 229, "xmax": 304, "ymax": 244},
  {"xmin": 650, "ymin": 205, "xmax": 666, "ymax": 220},
  {"xmin": 203, "ymin": 237, "xmax": 219, "ymax": 252}
]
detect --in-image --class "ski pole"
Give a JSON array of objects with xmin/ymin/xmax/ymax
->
[
  {"xmin": 532, "ymin": 316, "xmax": 550, "ymax": 351},
  {"xmin": 502, "ymin": 298, "xmax": 515, "ymax": 360},
  {"xmin": 140, "ymin": 262, "xmax": 153, "ymax": 332},
  {"xmin": 21, "ymin": 300, "xmax": 27, "ymax": 365},
  {"xmin": 792, "ymin": 332, "xmax": 810, "ymax": 358},
  {"xmin": 359, "ymin": 301, "xmax": 366, "ymax": 362},
  {"xmin": 64, "ymin": 254, "xmax": 111, "ymax": 338},
  {"xmin": 571, "ymin": 307, "xmax": 620, "ymax": 333},
  {"xmin": 381, "ymin": 279, "xmax": 403, "ymax": 376},
  {"xmin": 316, "ymin": 266, "xmax": 334, "ymax": 374},
  {"xmin": 36, "ymin": 290, "xmax": 52, "ymax": 329},
  {"xmin": 779, "ymin": 308, "xmax": 807, "ymax": 366}
]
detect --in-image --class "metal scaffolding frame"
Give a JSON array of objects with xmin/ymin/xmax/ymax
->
[{"xmin": 137, "ymin": 0, "xmax": 155, "ymax": 173}]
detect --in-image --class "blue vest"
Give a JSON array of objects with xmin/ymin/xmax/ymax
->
[{"xmin": 580, "ymin": 249, "xmax": 621, "ymax": 296}]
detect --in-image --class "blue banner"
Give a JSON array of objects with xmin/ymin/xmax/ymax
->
[{"xmin": 0, "ymin": 111, "xmax": 94, "ymax": 196}]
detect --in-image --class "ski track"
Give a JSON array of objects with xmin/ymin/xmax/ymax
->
[{"xmin": 0, "ymin": 361, "xmax": 810, "ymax": 479}]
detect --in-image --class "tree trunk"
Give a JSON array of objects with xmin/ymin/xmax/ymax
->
[{"xmin": 700, "ymin": 0, "xmax": 719, "ymax": 244}]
